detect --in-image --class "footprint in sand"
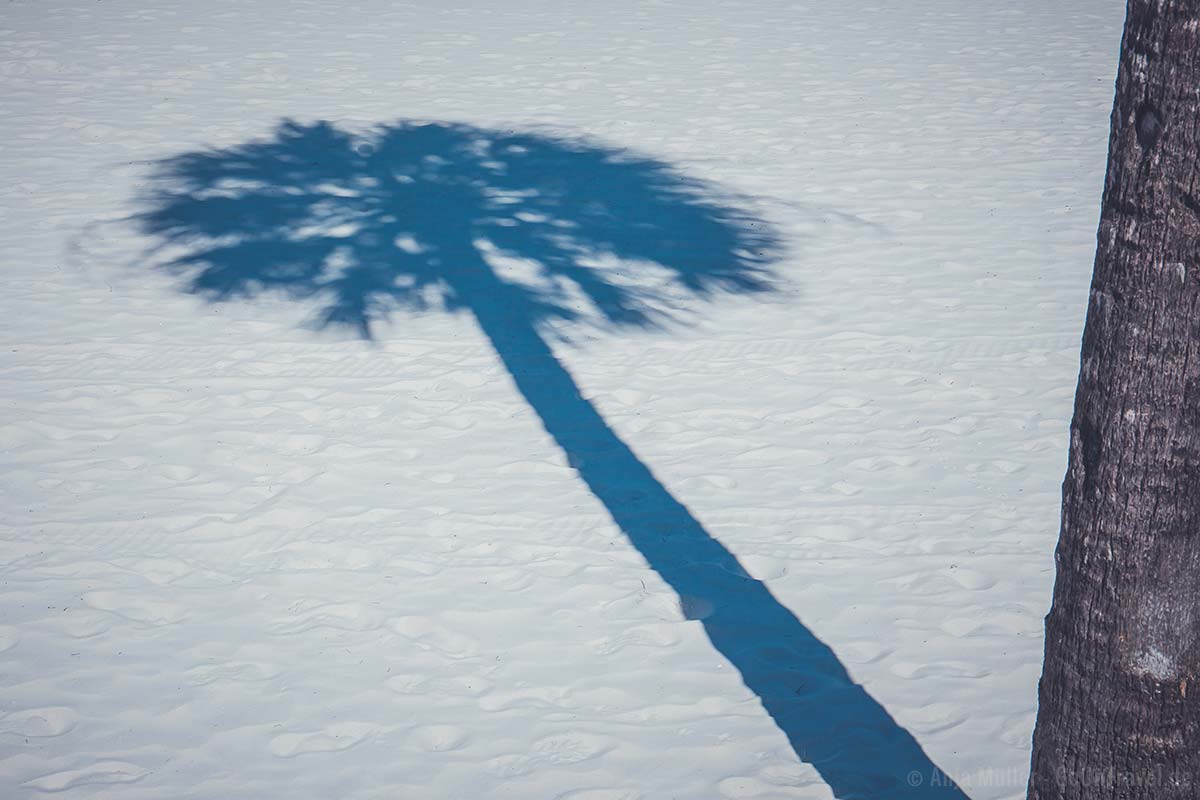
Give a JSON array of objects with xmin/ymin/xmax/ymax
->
[
  {"xmin": 109, "ymin": 557, "xmax": 195, "ymax": 586},
  {"xmin": 268, "ymin": 721, "xmax": 378, "ymax": 757},
  {"xmin": 556, "ymin": 790, "xmax": 642, "ymax": 800},
  {"xmin": 484, "ymin": 753, "xmax": 538, "ymax": 778},
  {"xmin": 889, "ymin": 660, "xmax": 991, "ymax": 680},
  {"xmin": 185, "ymin": 661, "xmax": 279, "ymax": 686},
  {"xmin": 477, "ymin": 685, "xmax": 571, "ymax": 712},
  {"xmin": 837, "ymin": 639, "xmax": 896, "ymax": 666},
  {"xmin": 389, "ymin": 616, "xmax": 480, "ymax": 660},
  {"xmin": 737, "ymin": 554, "xmax": 788, "ymax": 581},
  {"xmin": 82, "ymin": 591, "xmax": 186, "ymax": 626},
  {"xmin": 590, "ymin": 624, "xmax": 680, "ymax": 656},
  {"xmin": 270, "ymin": 602, "xmax": 384, "ymax": 635},
  {"xmin": 530, "ymin": 732, "xmax": 615, "ymax": 765},
  {"xmin": 408, "ymin": 724, "xmax": 470, "ymax": 752},
  {"xmin": 484, "ymin": 732, "xmax": 614, "ymax": 778},
  {"xmin": 892, "ymin": 567, "xmax": 996, "ymax": 596},
  {"xmin": 899, "ymin": 701, "xmax": 970, "ymax": 736},
  {"xmin": 389, "ymin": 673, "xmax": 494, "ymax": 698},
  {"xmin": 0, "ymin": 707, "xmax": 80, "ymax": 738},
  {"xmin": 23, "ymin": 761, "xmax": 148, "ymax": 792}
]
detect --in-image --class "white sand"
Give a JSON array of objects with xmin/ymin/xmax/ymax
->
[{"xmin": 1, "ymin": 1, "xmax": 1124, "ymax": 798}]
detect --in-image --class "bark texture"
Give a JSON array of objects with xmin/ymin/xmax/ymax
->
[{"xmin": 1027, "ymin": 1, "xmax": 1200, "ymax": 798}]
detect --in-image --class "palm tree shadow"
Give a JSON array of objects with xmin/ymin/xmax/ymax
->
[{"xmin": 137, "ymin": 119, "xmax": 969, "ymax": 799}]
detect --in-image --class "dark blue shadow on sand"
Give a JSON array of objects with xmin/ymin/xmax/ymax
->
[{"xmin": 136, "ymin": 119, "xmax": 969, "ymax": 799}]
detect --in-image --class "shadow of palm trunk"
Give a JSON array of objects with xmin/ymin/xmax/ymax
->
[{"xmin": 464, "ymin": 275, "xmax": 969, "ymax": 800}]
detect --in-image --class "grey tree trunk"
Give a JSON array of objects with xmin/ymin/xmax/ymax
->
[{"xmin": 1027, "ymin": 1, "xmax": 1200, "ymax": 798}]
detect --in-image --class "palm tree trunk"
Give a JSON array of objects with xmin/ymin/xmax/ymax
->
[
  {"xmin": 1027, "ymin": 2, "xmax": 1200, "ymax": 798},
  {"xmin": 465, "ymin": 272, "xmax": 968, "ymax": 799}
]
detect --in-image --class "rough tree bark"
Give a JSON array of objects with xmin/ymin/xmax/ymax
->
[{"xmin": 1027, "ymin": 1, "xmax": 1200, "ymax": 798}]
